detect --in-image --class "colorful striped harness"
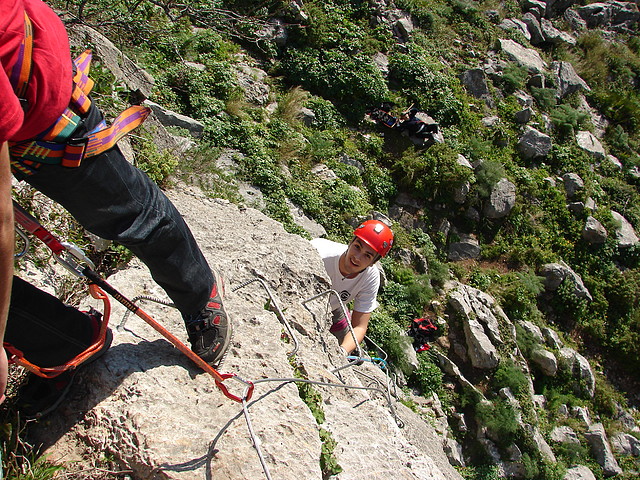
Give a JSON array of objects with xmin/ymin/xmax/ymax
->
[{"xmin": 8, "ymin": 11, "xmax": 150, "ymax": 177}]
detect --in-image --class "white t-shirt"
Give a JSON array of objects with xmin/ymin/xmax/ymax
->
[{"xmin": 310, "ymin": 238, "xmax": 380, "ymax": 314}]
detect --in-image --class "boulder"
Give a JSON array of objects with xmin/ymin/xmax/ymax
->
[
  {"xmin": 517, "ymin": 126, "xmax": 553, "ymax": 159},
  {"xmin": 499, "ymin": 18, "xmax": 532, "ymax": 40},
  {"xmin": 552, "ymin": 61, "xmax": 590, "ymax": 98},
  {"xmin": 585, "ymin": 423, "xmax": 623, "ymax": 476},
  {"xmin": 67, "ymin": 23, "xmax": 155, "ymax": 98},
  {"xmin": 562, "ymin": 172, "xmax": 584, "ymax": 197},
  {"xmin": 564, "ymin": 465, "xmax": 597, "ymax": 480},
  {"xmin": 448, "ymin": 234, "xmax": 481, "ymax": 261},
  {"xmin": 550, "ymin": 425, "xmax": 581, "ymax": 444},
  {"xmin": 611, "ymin": 210, "xmax": 639, "ymax": 247},
  {"xmin": 582, "ymin": 216, "xmax": 608, "ymax": 244},
  {"xmin": 577, "ymin": 1, "xmax": 640, "ymax": 32},
  {"xmin": 610, "ymin": 431, "xmax": 640, "ymax": 456},
  {"xmin": 448, "ymin": 284, "xmax": 506, "ymax": 370},
  {"xmin": 144, "ymin": 100, "xmax": 205, "ymax": 138},
  {"xmin": 484, "ymin": 178, "xmax": 516, "ymax": 219},
  {"xmin": 559, "ymin": 348, "xmax": 596, "ymax": 398},
  {"xmin": 531, "ymin": 348, "xmax": 558, "ymax": 376},
  {"xmin": 539, "ymin": 261, "xmax": 592, "ymax": 301},
  {"xmin": 498, "ymin": 39, "xmax": 548, "ymax": 74},
  {"xmin": 576, "ymin": 131, "xmax": 606, "ymax": 160}
]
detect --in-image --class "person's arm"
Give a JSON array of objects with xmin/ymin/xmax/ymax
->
[
  {"xmin": 0, "ymin": 143, "xmax": 14, "ymax": 402},
  {"xmin": 340, "ymin": 310, "xmax": 370, "ymax": 354}
]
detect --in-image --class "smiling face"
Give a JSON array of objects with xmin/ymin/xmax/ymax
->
[{"xmin": 338, "ymin": 238, "xmax": 379, "ymax": 278}]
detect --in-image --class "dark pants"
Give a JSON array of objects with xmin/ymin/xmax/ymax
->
[
  {"xmin": 6, "ymin": 277, "xmax": 93, "ymax": 367},
  {"xmin": 8, "ymin": 102, "xmax": 214, "ymax": 365}
]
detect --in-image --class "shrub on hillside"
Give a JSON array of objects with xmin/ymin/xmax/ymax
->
[
  {"xmin": 279, "ymin": 48, "xmax": 389, "ymax": 120},
  {"xmin": 392, "ymin": 143, "xmax": 473, "ymax": 203},
  {"xmin": 475, "ymin": 399, "xmax": 520, "ymax": 447},
  {"xmin": 412, "ymin": 351, "xmax": 444, "ymax": 395},
  {"xmin": 388, "ymin": 48, "xmax": 465, "ymax": 126},
  {"xmin": 550, "ymin": 104, "xmax": 590, "ymax": 141},
  {"xmin": 491, "ymin": 358, "xmax": 529, "ymax": 396}
]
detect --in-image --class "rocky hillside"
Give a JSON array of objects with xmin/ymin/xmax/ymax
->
[
  {"xmin": 11, "ymin": 0, "xmax": 640, "ymax": 479},
  {"xmin": 24, "ymin": 186, "xmax": 461, "ymax": 480}
]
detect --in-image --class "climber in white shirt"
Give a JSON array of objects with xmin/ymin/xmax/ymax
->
[{"xmin": 311, "ymin": 220, "xmax": 394, "ymax": 354}]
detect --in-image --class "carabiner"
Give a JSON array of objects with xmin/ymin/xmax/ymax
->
[
  {"xmin": 215, "ymin": 373, "xmax": 255, "ymax": 403},
  {"xmin": 53, "ymin": 242, "xmax": 95, "ymax": 278}
]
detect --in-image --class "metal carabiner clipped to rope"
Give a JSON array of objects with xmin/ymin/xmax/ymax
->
[{"xmin": 54, "ymin": 241, "xmax": 96, "ymax": 278}]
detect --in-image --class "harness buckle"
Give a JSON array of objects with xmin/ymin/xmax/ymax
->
[{"xmin": 62, "ymin": 135, "xmax": 89, "ymax": 168}]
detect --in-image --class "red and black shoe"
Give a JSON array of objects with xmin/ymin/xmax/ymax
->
[{"xmin": 184, "ymin": 272, "xmax": 232, "ymax": 368}]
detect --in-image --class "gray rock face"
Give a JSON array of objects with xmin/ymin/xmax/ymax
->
[
  {"xmin": 67, "ymin": 23, "xmax": 155, "ymax": 98},
  {"xmin": 28, "ymin": 188, "xmax": 463, "ymax": 480},
  {"xmin": 577, "ymin": 1, "xmax": 640, "ymax": 32},
  {"xmin": 531, "ymin": 348, "xmax": 558, "ymax": 376},
  {"xmin": 448, "ymin": 284, "xmax": 505, "ymax": 369},
  {"xmin": 499, "ymin": 18, "xmax": 532, "ymax": 40},
  {"xmin": 562, "ymin": 172, "xmax": 584, "ymax": 197},
  {"xmin": 144, "ymin": 100, "xmax": 205, "ymax": 138},
  {"xmin": 448, "ymin": 234, "xmax": 481, "ymax": 261},
  {"xmin": 523, "ymin": 13, "xmax": 545, "ymax": 44},
  {"xmin": 552, "ymin": 61, "xmax": 590, "ymax": 98},
  {"xmin": 610, "ymin": 431, "xmax": 640, "ymax": 456},
  {"xmin": 539, "ymin": 261, "xmax": 592, "ymax": 301},
  {"xmin": 517, "ymin": 126, "xmax": 553, "ymax": 159},
  {"xmin": 559, "ymin": 348, "xmax": 596, "ymax": 398},
  {"xmin": 550, "ymin": 425, "xmax": 581, "ymax": 444},
  {"xmin": 460, "ymin": 69, "xmax": 491, "ymax": 101},
  {"xmin": 585, "ymin": 423, "xmax": 623, "ymax": 476},
  {"xmin": 576, "ymin": 130, "xmax": 606, "ymax": 160},
  {"xmin": 498, "ymin": 39, "xmax": 548, "ymax": 73},
  {"xmin": 611, "ymin": 210, "xmax": 640, "ymax": 246},
  {"xmin": 564, "ymin": 465, "xmax": 597, "ymax": 480},
  {"xmin": 582, "ymin": 216, "xmax": 608, "ymax": 244},
  {"xmin": 235, "ymin": 63, "xmax": 271, "ymax": 106},
  {"xmin": 484, "ymin": 178, "xmax": 517, "ymax": 219},
  {"xmin": 541, "ymin": 18, "xmax": 577, "ymax": 45}
]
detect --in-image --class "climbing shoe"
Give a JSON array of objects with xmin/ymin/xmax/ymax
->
[
  {"xmin": 17, "ymin": 309, "xmax": 113, "ymax": 420},
  {"xmin": 184, "ymin": 272, "xmax": 232, "ymax": 368}
]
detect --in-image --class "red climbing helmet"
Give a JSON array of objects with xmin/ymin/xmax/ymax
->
[{"xmin": 353, "ymin": 220, "xmax": 394, "ymax": 257}]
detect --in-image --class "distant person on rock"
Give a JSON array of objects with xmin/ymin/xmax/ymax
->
[
  {"xmin": 0, "ymin": 0, "xmax": 231, "ymax": 419},
  {"xmin": 395, "ymin": 107, "xmax": 439, "ymax": 140},
  {"xmin": 311, "ymin": 220, "xmax": 393, "ymax": 355}
]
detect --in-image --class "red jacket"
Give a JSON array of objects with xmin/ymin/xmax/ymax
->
[{"xmin": 0, "ymin": 0, "xmax": 72, "ymax": 142}]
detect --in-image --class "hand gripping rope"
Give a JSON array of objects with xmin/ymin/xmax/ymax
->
[{"xmin": 11, "ymin": 201, "xmax": 253, "ymax": 403}]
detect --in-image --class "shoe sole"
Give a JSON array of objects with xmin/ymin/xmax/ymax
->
[
  {"xmin": 210, "ymin": 269, "xmax": 232, "ymax": 369},
  {"xmin": 213, "ymin": 313, "xmax": 233, "ymax": 368}
]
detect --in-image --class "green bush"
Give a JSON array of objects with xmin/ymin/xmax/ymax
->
[
  {"xmin": 474, "ymin": 160, "xmax": 505, "ymax": 198},
  {"xmin": 521, "ymin": 453, "xmax": 566, "ymax": 480},
  {"xmin": 131, "ymin": 133, "xmax": 178, "ymax": 187},
  {"xmin": 550, "ymin": 104, "xmax": 590, "ymax": 141},
  {"xmin": 456, "ymin": 464, "xmax": 502, "ymax": 480},
  {"xmin": 500, "ymin": 63, "xmax": 529, "ymax": 94},
  {"xmin": 392, "ymin": 143, "xmax": 473, "ymax": 203},
  {"xmin": 530, "ymin": 86, "xmax": 557, "ymax": 111},
  {"xmin": 412, "ymin": 351, "xmax": 444, "ymax": 395},
  {"xmin": 367, "ymin": 309, "xmax": 412, "ymax": 374},
  {"xmin": 475, "ymin": 399, "xmax": 520, "ymax": 447},
  {"xmin": 388, "ymin": 50, "xmax": 466, "ymax": 127},
  {"xmin": 492, "ymin": 358, "xmax": 529, "ymax": 395},
  {"xmin": 280, "ymin": 48, "xmax": 389, "ymax": 120}
]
